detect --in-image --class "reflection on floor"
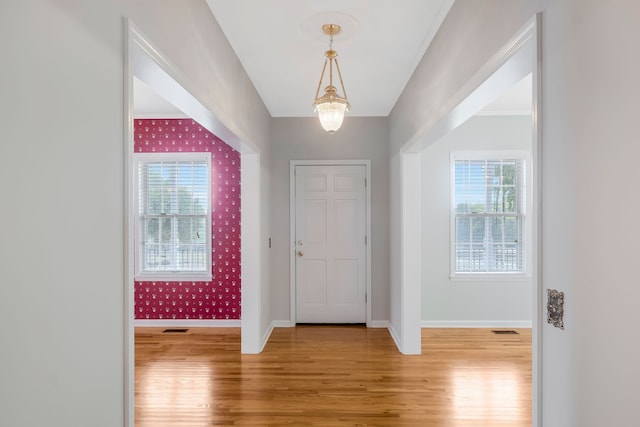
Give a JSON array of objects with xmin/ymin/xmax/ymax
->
[{"xmin": 135, "ymin": 326, "xmax": 532, "ymax": 426}]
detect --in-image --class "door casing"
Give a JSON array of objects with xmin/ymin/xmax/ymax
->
[{"xmin": 290, "ymin": 159, "xmax": 372, "ymax": 326}]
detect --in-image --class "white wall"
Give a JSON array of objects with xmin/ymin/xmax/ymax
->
[
  {"xmin": 421, "ymin": 115, "xmax": 532, "ymax": 326},
  {"xmin": 389, "ymin": 153, "xmax": 402, "ymax": 333},
  {"xmin": 547, "ymin": 2, "xmax": 640, "ymax": 425},
  {"xmin": 0, "ymin": 0, "xmax": 271, "ymax": 425},
  {"xmin": 391, "ymin": 0, "xmax": 640, "ymax": 425},
  {"xmin": 270, "ymin": 117, "xmax": 390, "ymax": 323}
]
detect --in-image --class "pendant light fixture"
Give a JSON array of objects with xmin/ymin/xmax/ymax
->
[{"xmin": 313, "ymin": 24, "xmax": 350, "ymax": 134}]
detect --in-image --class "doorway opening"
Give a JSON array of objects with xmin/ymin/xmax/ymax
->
[
  {"xmin": 398, "ymin": 16, "xmax": 542, "ymax": 426},
  {"xmin": 124, "ymin": 20, "xmax": 263, "ymax": 426}
]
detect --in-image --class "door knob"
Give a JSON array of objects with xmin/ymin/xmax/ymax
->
[{"xmin": 297, "ymin": 250, "xmax": 304, "ymax": 257}]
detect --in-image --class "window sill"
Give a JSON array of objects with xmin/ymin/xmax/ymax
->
[
  {"xmin": 134, "ymin": 273, "xmax": 212, "ymax": 283},
  {"xmin": 449, "ymin": 273, "xmax": 530, "ymax": 283}
]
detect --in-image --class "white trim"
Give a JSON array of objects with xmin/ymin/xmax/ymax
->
[
  {"xmin": 260, "ymin": 322, "xmax": 274, "ymax": 351},
  {"xmin": 273, "ymin": 319, "xmax": 384, "ymax": 329},
  {"xmin": 134, "ymin": 319, "xmax": 241, "ymax": 328},
  {"xmin": 133, "ymin": 152, "xmax": 213, "ymax": 282},
  {"xmin": 366, "ymin": 163, "xmax": 372, "ymax": 327},
  {"xmin": 240, "ymin": 153, "xmax": 262, "ymax": 354},
  {"xmin": 289, "ymin": 164, "xmax": 296, "ymax": 324},
  {"xmin": 476, "ymin": 110, "xmax": 532, "ymax": 117},
  {"xmin": 272, "ymin": 320, "xmax": 294, "ymax": 328},
  {"xmin": 387, "ymin": 322, "xmax": 402, "ymax": 352},
  {"xmin": 289, "ymin": 160, "xmax": 372, "ymax": 327},
  {"xmin": 451, "ymin": 150, "xmax": 530, "ymax": 161},
  {"xmin": 531, "ymin": 14, "xmax": 543, "ymax": 427},
  {"xmin": 123, "ymin": 18, "xmax": 135, "ymax": 427},
  {"xmin": 421, "ymin": 320, "xmax": 533, "ymax": 329},
  {"xmin": 134, "ymin": 112, "xmax": 190, "ymax": 119},
  {"xmin": 449, "ymin": 150, "xmax": 532, "ymax": 278},
  {"xmin": 134, "ymin": 274, "xmax": 213, "ymax": 282},
  {"xmin": 369, "ymin": 320, "xmax": 390, "ymax": 329},
  {"xmin": 398, "ymin": 153, "xmax": 422, "ymax": 355},
  {"xmin": 449, "ymin": 274, "xmax": 530, "ymax": 282}
]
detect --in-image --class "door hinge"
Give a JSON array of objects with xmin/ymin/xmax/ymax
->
[
  {"xmin": 365, "ymin": 177, "xmax": 367, "ymax": 188},
  {"xmin": 365, "ymin": 235, "xmax": 367, "ymax": 245}
]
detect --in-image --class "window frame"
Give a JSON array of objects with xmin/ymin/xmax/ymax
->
[
  {"xmin": 133, "ymin": 152, "xmax": 212, "ymax": 282},
  {"xmin": 450, "ymin": 150, "xmax": 532, "ymax": 281}
]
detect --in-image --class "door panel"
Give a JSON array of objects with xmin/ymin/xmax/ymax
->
[
  {"xmin": 302, "ymin": 260, "xmax": 327, "ymax": 304},
  {"xmin": 305, "ymin": 199, "xmax": 327, "ymax": 244},
  {"xmin": 334, "ymin": 174, "xmax": 358, "ymax": 192},
  {"xmin": 334, "ymin": 199, "xmax": 357, "ymax": 243},
  {"xmin": 295, "ymin": 164, "xmax": 366, "ymax": 323},
  {"xmin": 334, "ymin": 259, "xmax": 358, "ymax": 304}
]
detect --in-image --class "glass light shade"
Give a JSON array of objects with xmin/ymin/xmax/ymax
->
[{"xmin": 315, "ymin": 101, "xmax": 348, "ymax": 133}]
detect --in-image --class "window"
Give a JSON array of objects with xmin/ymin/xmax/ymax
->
[
  {"xmin": 451, "ymin": 151, "xmax": 529, "ymax": 277},
  {"xmin": 134, "ymin": 153, "xmax": 211, "ymax": 281}
]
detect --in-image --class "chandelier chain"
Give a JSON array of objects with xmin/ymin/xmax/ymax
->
[
  {"xmin": 313, "ymin": 23, "xmax": 349, "ymax": 134},
  {"xmin": 315, "ymin": 59, "xmax": 328, "ymax": 100},
  {"xmin": 335, "ymin": 59, "xmax": 348, "ymax": 100}
]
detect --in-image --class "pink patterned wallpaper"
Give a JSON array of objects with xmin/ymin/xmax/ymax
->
[{"xmin": 134, "ymin": 119, "xmax": 241, "ymax": 320}]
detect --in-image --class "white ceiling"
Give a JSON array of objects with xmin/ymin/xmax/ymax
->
[
  {"xmin": 205, "ymin": 0, "xmax": 455, "ymax": 117},
  {"xmin": 134, "ymin": 1, "xmax": 532, "ymax": 120}
]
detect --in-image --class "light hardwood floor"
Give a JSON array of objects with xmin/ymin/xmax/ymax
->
[{"xmin": 135, "ymin": 326, "xmax": 531, "ymax": 426}]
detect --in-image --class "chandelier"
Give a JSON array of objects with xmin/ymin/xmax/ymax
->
[{"xmin": 313, "ymin": 24, "xmax": 350, "ymax": 134}]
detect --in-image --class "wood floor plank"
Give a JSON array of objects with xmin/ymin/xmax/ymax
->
[{"xmin": 135, "ymin": 326, "xmax": 531, "ymax": 426}]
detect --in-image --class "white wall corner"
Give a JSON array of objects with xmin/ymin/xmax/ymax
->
[
  {"xmin": 400, "ymin": 152, "xmax": 422, "ymax": 355},
  {"xmin": 241, "ymin": 152, "xmax": 262, "ymax": 354}
]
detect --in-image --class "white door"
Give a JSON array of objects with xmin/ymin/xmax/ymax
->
[{"xmin": 295, "ymin": 164, "xmax": 367, "ymax": 323}]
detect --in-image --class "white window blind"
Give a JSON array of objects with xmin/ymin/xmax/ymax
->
[
  {"xmin": 452, "ymin": 153, "xmax": 527, "ymax": 275},
  {"xmin": 134, "ymin": 153, "xmax": 211, "ymax": 281}
]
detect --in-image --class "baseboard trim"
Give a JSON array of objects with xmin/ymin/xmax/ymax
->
[
  {"xmin": 421, "ymin": 320, "xmax": 532, "ymax": 328},
  {"xmin": 134, "ymin": 319, "xmax": 241, "ymax": 328},
  {"xmin": 259, "ymin": 322, "xmax": 275, "ymax": 352},
  {"xmin": 387, "ymin": 323, "xmax": 402, "ymax": 352},
  {"xmin": 271, "ymin": 320, "xmax": 388, "ymax": 328},
  {"xmin": 272, "ymin": 320, "xmax": 294, "ymax": 328},
  {"xmin": 133, "ymin": 319, "xmax": 531, "ymax": 330},
  {"xmin": 369, "ymin": 320, "xmax": 390, "ymax": 328}
]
